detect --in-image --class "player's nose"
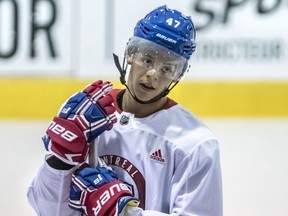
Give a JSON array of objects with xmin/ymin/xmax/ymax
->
[{"xmin": 145, "ymin": 69, "xmax": 158, "ymax": 79}]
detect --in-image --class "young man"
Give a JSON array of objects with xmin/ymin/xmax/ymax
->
[{"xmin": 28, "ymin": 5, "xmax": 222, "ymax": 216}]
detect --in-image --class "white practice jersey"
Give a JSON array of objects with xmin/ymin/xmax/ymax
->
[{"xmin": 27, "ymin": 89, "xmax": 223, "ymax": 216}]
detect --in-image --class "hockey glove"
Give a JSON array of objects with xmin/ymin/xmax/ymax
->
[
  {"xmin": 42, "ymin": 80, "xmax": 117, "ymax": 165},
  {"xmin": 69, "ymin": 164, "xmax": 139, "ymax": 216}
]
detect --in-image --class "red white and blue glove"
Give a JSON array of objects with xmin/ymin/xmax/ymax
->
[
  {"xmin": 69, "ymin": 164, "xmax": 139, "ymax": 216},
  {"xmin": 42, "ymin": 80, "xmax": 117, "ymax": 165}
]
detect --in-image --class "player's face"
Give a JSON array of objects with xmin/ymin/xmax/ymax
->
[
  {"xmin": 125, "ymin": 37, "xmax": 187, "ymax": 102},
  {"xmin": 126, "ymin": 37, "xmax": 187, "ymax": 81},
  {"xmin": 127, "ymin": 61, "xmax": 174, "ymax": 101}
]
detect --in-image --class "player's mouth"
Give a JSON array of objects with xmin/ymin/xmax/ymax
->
[{"xmin": 139, "ymin": 83, "xmax": 155, "ymax": 91}]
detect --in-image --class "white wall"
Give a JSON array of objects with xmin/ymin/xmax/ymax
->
[{"xmin": 0, "ymin": 0, "xmax": 287, "ymax": 79}]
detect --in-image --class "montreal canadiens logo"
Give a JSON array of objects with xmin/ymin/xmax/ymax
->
[{"xmin": 120, "ymin": 115, "xmax": 130, "ymax": 125}]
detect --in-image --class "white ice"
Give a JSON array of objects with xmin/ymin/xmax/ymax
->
[{"xmin": 1, "ymin": 118, "xmax": 287, "ymax": 216}]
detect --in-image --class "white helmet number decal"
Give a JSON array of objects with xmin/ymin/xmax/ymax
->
[{"xmin": 166, "ymin": 18, "xmax": 181, "ymax": 28}]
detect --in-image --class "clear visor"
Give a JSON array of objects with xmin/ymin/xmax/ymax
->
[{"xmin": 126, "ymin": 37, "xmax": 188, "ymax": 80}]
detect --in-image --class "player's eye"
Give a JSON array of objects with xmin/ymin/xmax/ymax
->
[
  {"xmin": 140, "ymin": 56, "xmax": 154, "ymax": 68},
  {"xmin": 159, "ymin": 65, "xmax": 176, "ymax": 78}
]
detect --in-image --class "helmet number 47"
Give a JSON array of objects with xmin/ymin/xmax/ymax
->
[{"xmin": 166, "ymin": 18, "xmax": 180, "ymax": 28}]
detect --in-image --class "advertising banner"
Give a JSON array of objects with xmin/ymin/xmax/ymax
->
[{"xmin": 0, "ymin": 0, "xmax": 287, "ymax": 79}]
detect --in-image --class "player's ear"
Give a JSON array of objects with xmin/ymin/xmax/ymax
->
[
  {"xmin": 126, "ymin": 53, "xmax": 133, "ymax": 64},
  {"xmin": 125, "ymin": 38, "xmax": 134, "ymax": 65}
]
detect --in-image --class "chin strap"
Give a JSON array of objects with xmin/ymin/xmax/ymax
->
[
  {"xmin": 113, "ymin": 53, "xmax": 127, "ymax": 85},
  {"xmin": 113, "ymin": 53, "xmax": 181, "ymax": 104}
]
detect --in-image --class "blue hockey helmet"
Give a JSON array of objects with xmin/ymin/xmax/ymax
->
[
  {"xmin": 113, "ymin": 5, "xmax": 197, "ymax": 104},
  {"xmin": 133, "ymin": 5, "xmax": 196, "ymax": 60}
]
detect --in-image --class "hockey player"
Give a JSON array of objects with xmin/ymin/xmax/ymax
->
[{"xmin": 27, "ymin": 5, "xmax": 223, "ymax": 216}]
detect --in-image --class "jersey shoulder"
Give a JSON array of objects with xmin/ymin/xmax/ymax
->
[{"xmin": 142, "ymin": 103, "xmax": 218, "ymax": 151}]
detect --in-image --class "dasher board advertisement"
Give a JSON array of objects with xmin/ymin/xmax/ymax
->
[{"xmin": 0, "ymin": 0, "xmax": 287, "ymax": 79}]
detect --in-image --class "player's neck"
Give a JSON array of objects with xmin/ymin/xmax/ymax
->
[{"xmin": 122, "ymin": 90, "xmax": 167, "ymax": 118}]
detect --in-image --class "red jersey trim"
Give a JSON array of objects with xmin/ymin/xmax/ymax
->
[{"xmin": 109, "ymin": 89, "xmax": 177, "ymax": 113}]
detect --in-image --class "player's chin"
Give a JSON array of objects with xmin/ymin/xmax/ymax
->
[{"xmin": 135, "ymin": 88, "xmax": 162, "ymax": 102}]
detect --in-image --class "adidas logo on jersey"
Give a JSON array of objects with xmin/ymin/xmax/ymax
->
[{"xmin": 150, "ymin": 149, "xmax": 165, "ymax": 163}]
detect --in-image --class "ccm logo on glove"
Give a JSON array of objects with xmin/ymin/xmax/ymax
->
[{"xmin": 48, "ymin": 120, "xmax": 78, "ymax": 142}]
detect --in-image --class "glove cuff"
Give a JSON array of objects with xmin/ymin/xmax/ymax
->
[{"xmin": 116, "ymin": 196, "xmax": 139, "ymax": 216}]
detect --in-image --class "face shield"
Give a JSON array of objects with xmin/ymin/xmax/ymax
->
[{"xmin": 126, "ymin": 37, "xmax": 189, "ymax": 81}]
